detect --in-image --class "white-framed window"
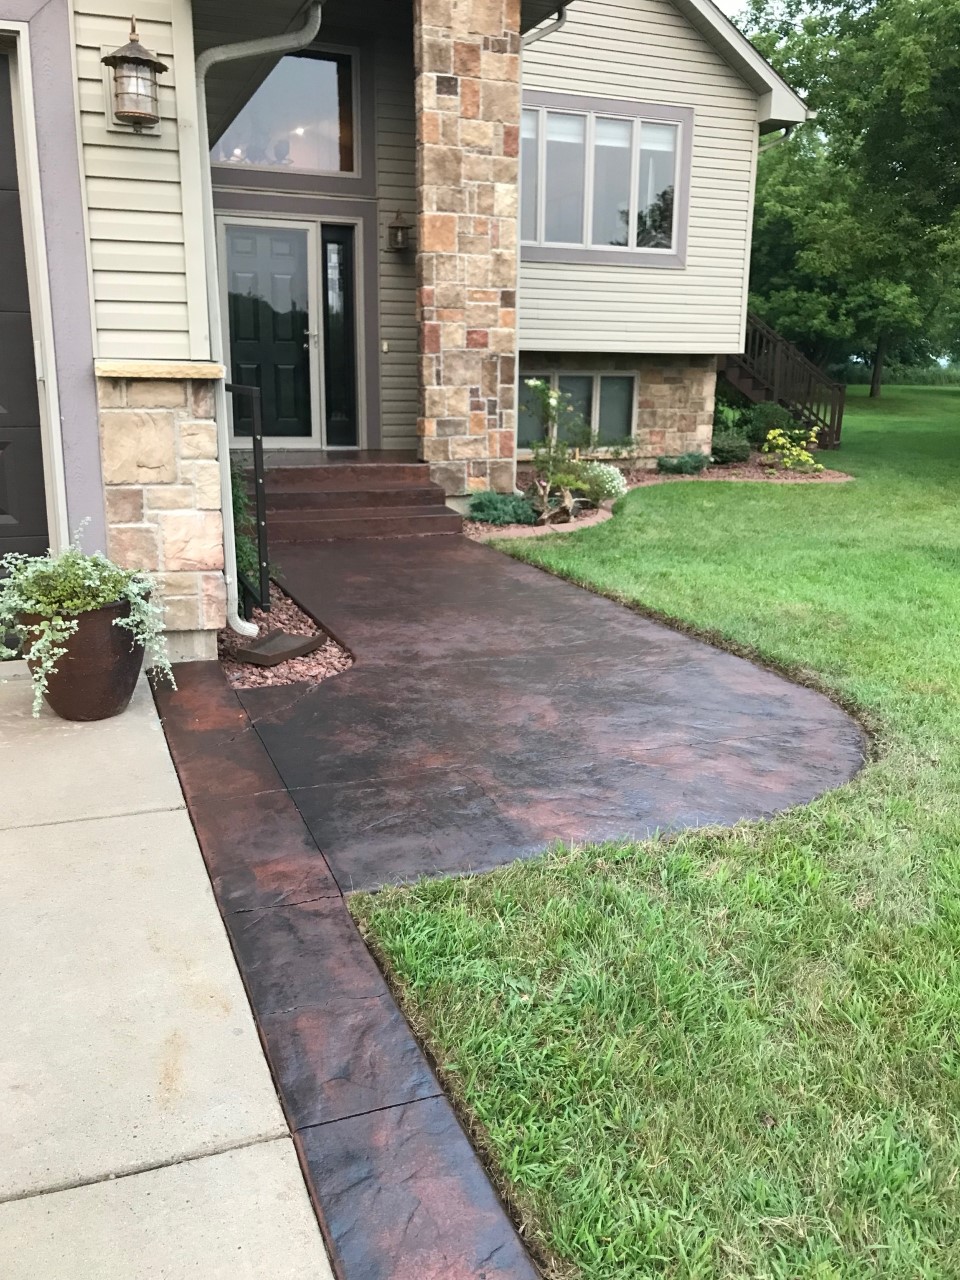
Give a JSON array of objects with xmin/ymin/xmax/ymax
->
[
  {"xmin": 521, "ymin": 93, "xmax": 691, "ymax": 268},
  {"xmin": 518, "ymin": 373, "xmax": 637, "ymax": 448}
]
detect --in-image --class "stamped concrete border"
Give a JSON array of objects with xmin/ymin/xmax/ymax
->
[{"xmin": 154, "ymin": 663, "xmax": 540, "ymax": 1280}]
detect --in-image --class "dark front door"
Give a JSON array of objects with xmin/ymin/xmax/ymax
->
[
  {"xmin": 225, "ymin": 219, "xmax": 360, "ymax": 447},
  {"xmin": 0, "ymin": 55, "xmax": 47, "ymax": 556},
  {"xmin": 226, "ymin": 223, "xmax": 312, "ymax": 439}
]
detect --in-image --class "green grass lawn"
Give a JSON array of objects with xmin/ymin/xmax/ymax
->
[{"xmin": 352, "ymin": 386, "xmax": 960, "ymax": 1279}]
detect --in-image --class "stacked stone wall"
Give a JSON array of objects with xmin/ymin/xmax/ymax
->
[{"xmin": 97, "ymin": 376, "xmax": 226, "ymax": 659}]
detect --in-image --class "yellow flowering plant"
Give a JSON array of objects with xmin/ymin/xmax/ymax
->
[{"xmin": 761, "ymin": 425, "xmax": 824, "ymax": 472}]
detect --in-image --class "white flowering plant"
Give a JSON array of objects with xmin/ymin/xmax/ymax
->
[
  {"xmin": 578, "ymin": 460, "xmax": 628, "ymax": 502},
  {"xmin": 0, "ymin": 534, "xmax": 174, "ymax": 715}
]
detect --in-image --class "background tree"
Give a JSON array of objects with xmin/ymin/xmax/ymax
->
[{"xmin": 742, "ymin": 0, "xmax": 960, "ymax": 392}]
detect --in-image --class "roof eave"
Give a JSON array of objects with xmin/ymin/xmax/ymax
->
[
  {"xmin": 669, "ymin": 0, "xmax": 810, "ymax": 129},
  {"xmin": 758, "ymin": 86, "xmax": 810, "ymax": 131}
]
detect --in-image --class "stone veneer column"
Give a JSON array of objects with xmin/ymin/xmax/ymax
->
[
  {"xmin": 414, "ymin": 0, "xmax": 520, "ymax": 495},
  {"xmin": 97, "ymin": 375, "xmax": 227, "ymax": 661}
]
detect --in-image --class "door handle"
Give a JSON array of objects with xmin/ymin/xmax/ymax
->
[{"xmin": 303, "ymin": 329, "xmax": 319, "ymax": 351}]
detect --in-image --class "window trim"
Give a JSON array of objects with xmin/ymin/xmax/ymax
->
[
  {"xmin": 518, "ymin": 371, "xmax": 638, "ymax": 451},
  {"xmin": 521, "ymin": 91, "xmax": 693, "ymax": 270}
]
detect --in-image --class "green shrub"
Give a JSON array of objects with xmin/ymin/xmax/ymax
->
[
  {"xmin": 711, "ymin": 430, "xmax": 751, "ymax": 465},
  {"xmin": 468, "ymin": 491, "xmax": 538, "ymax": 526},
  {"xmin": 714, "ymin": 403, "xmax": 746, "ymax": 433},
  {"xmin": 231, "ymin": 460, "xmax": 259, "ymax": 582},
  {"xmin": 657, "ymin": 452, "xmax": 710, "ymax": 475},
  {"xmin": 744, "ymin": 402, "xmax": 795, "ymax": 447},
  {"xmin": 601, "ymin": 437, "xmax": 641, "ymax": 460},
  {"xmin": 525, "ymin": 437, "xmax": 586, "ymax": 518},
  {"xmin": 843, "ymin": 362, "xmax": 960, "ymax": 386}
]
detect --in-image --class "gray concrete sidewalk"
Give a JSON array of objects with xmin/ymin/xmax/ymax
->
[{"xmin": 0, "ymin": 663, "xmax": 334, "ymax": 1278}]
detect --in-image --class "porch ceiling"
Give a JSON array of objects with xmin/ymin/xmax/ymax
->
[{"xmin": 194, "ymin": 0, "xmax": 570, "ymax": 142}]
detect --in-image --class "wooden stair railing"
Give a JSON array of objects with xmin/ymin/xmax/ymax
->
[{"xmin": 720, "ymin": 313, "xmax": 846, "ymax": 448}]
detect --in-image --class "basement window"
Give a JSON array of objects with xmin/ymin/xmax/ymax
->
[
  {"xmin": 213, "ymin": 50, "xmax": 355, "ymax": 174},
  {"xmin": 518, "ymin": 373, "xmax": 636, "ymax": 448},
  {"xmin": 520, "ymin": 92, "xmax": 691, "ymax": 269}
]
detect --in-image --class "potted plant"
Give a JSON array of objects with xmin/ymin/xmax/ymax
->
[{"xmin": 0, "ymin": 536, "xmax": 174, "ymax": 720}]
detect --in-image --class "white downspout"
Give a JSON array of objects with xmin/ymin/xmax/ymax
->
[
  {"xmin": 195, "ymin": 1, "xmax": 325, "ymax": 636},
  {"xmin": 521, "ymin": 7, "xmax": 567, "ymax": 48},
  {"xmin": 758, "ymin": 122, "xmax": 797, "ymax": 154}
]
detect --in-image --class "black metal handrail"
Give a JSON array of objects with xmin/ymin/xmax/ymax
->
[{"xmin": 225, "ymin": 382, "xmax": 270, "ymax": 617}]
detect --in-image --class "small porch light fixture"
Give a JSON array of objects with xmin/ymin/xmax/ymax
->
[
  {"xmin": 387, "ymin": 211, "xmax": 412, "ymax": 253},
  {"xmin": 101, "ymin": 18, "xmax": 169, "ymax": 132}
]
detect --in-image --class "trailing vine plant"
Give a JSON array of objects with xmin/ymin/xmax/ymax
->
[{"xmin": 0, "ymin": 531, "xmax": 174, "ymax": 715}]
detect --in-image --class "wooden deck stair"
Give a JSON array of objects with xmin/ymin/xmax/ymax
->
[
  {"xmin": 255, "ymin": 459, "xmax": 462, "ymax": 542},
  {"xmin": 719, "ymin": 313, "xmax": 846, "ymax": 447}
]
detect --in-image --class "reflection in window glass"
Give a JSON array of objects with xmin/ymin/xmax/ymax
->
[
  {"xmin": 214, "ymin": 52, "xmax": 354, "ymax": 174},
  {"xmin": 544, "ymin": 113, "xmax": 585, "ymax": 244},
  {"xmin": 558, "ymin": 375, "xmax": 592, "ymax": 442},
  {"xmin": 518, "ymin": 376, "xmax": 548, "ymax": 446},
  {"xmin": 598, "ymin": 376, "xmax": 634, "ymax": 443},
  {"xmin": 637, "ymin": 122, "xmax": 677, "ymax": 248},
  {"xmin": 520, "ymin": 110, "xmax": 539, "ymax": 242},
  {"xmin": 591, "ymin": 117, "xmax": 632, "ymax": 247},
  {"xmin": 517, "ymin": 373, "xmax": 636, "ymax": 450},
  {"xmin": 322, "ymin": 225, "xmax": 358, "ymax": 446}
]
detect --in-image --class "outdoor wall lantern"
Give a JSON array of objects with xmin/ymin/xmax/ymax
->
[
  {"xmin": 101, "ymin": 18, "xmax": 168, "ymax": 132},
  {"xmin": 387, "ymin": 211, "xmax": 412, "ymax": 253}
]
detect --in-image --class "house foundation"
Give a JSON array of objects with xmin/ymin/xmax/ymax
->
[{"xmin": 519, "ymin": 353, "xmax": 717, "ymax": 465}]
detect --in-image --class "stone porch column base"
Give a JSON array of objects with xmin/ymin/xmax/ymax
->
[{"xmin": 96, "ymin": 375, "xmax": 227, "ymax": 651}]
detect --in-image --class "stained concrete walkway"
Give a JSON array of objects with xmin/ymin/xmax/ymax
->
[
  {"xmin": 151, "ymin": 537, "xmax": 866, "ymax": 1279},
  {"xmin": 241, "ymin": 536, "xmax": 866, "ymax": 891},
  {"xmin": 0, "ymin": 664, "xmax": 334, "ymax": 1279}
]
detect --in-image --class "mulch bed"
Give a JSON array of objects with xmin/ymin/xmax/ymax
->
[
  {"xmin": 515, "ymin": 454, "xmax": 852, "ymax": 492},
  {"xmin": 465, "ymin": 455, "xmax": 854, "ymax": 541},
  {"xmin": 464, "ymin": 502, "xmax": 615, "ymax": 543},
  {"xmin": 622, "ymin": 454, "xmax": 853, "ymax": 486},
  {"xmin": 218, "ymin": 583, "xmax": 353, "ymax": 689}
]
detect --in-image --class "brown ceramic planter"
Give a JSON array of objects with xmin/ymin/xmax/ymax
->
[{"xmin": 22, "ymin": 600, "xmax": 144, "ymax": 721}]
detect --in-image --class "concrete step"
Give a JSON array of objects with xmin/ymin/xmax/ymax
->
[
  {"xmin": 261, "ymin": 483, "xmax": 446, "ymax": 512},
  {"xmin": 268, "ymin": 505, "xmax": 463, "ymax": 543}
]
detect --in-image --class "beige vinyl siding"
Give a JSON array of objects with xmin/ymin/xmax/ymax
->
[
  {"xmin": 374, "ymin": 32, "xmax": 418, "ymax": 451},
  {"xmin": 73, "ymin": 0, "xmax": 208, "ymax": 360},
  {"xmin": 520, "ymin": 0, "xmax": 760, "ymax": 354}
]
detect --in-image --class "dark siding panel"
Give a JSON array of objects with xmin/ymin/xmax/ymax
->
[{"xmin": 0, "ymin": 55, "xmax": 47, "ymax": 557}]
